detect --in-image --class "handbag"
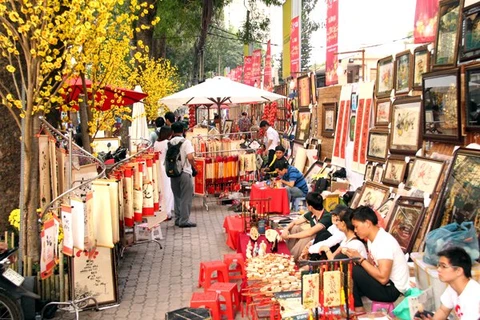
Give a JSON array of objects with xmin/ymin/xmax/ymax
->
[{"xmin": 423, "ymin": 221, "xmax": 479, "ymax": 265}]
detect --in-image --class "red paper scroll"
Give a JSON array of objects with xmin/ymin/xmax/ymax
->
[
  {"xmin": 264, "ymin": 40, "xmax": 272, "ymax": 91},
  {"xmin": 325, "ymin": 0, "xmax": 339, "ymax": 86},
  {"xmin": 252, "ymin": 49, "xmax": 262, "ymax": 87},
  {"xmin": 290, "ymin": 16, "xmax": 300, "ymax": 76},
  {"xmin": 244, "ymin": 56, "xmax": 253, "ymax": 86},
  {"xmin": 414, "ymin": 0, "xmax": 439, "ymax": 44}
]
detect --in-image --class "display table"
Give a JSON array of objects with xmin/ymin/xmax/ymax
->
[
  {"xmin": 223, "ymin": 215, "xmax": 244, "ymax": 250},
  {"xmin": 237, "ymin": 233, "xmax": 290, "ymax": 259},
  {"xmin": 250, "ymin": 183, "xmax": 290, "ymax": 215}
]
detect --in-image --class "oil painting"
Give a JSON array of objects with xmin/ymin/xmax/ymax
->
[
  {"xmin": 394, "ymin": 50, "xmax": 413, "ymax": 94},
  {"xmin": 413, "ymin": 45, "xmax": 431, "ymax": 90},
  {"xmin": 374, "ymin": 98, "xmax": 392, "ymax": 127},
  {"xmin": 434, "ymin": 0, "xmax": 462, "ymax": 68},
  {"xmin": 355, "ymin": 182, "xmax": 390, "ymax": 210},
  {"xmin": 367, "ymin": 129, "xmax": 389, "ymax": 162},
  {"xmin": 390, "ymin": 97, "xmax": 422, "ymax": 154},
  {"xmin": 433, "ymin": 148, "xmax": 480, "ymax": 233},
  {"xmin": 376, "ymin": 56, "xmax": 394, "ymax": 98},
  {"xmin": 382, "ymin": 156, "xmax": 408, "ymax": 186},
  {"xmin": 387, "ymin": 204, "xmax": 425, "ymax": 253},
  {"xmin": 295, "ymin": 109, "xmax": 312, "ymax": 143},
  {"xmin": 459, "ymin": 4, "xmax": 480, "ymax": 62}
]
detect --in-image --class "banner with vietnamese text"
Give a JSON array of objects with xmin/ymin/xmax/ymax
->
[
  {"xmin": 290, "ymin": 16, "xmax": 300, "ymax": 76},
  {"xmin": 414, "ymin": 0, "xmax": 439, "ymax": 44},
  {"xmin": 325, "ymin": 0, "xmax": 338, "ymax": 86},
  {"xmin": 244, "ymin": 56, "xmax": 253, "ymax": 86},
  {"xmin": 252, "ymin": 49, "xmax": 262, "ymax": 87},
  {"xmin": 264, "ymin": 40, "xmax": 272, "ymax": 91}
]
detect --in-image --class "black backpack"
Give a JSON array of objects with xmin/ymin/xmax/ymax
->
[{"xmin": 165, "ymin": 140, "xmax": 184, "ymax": 178}]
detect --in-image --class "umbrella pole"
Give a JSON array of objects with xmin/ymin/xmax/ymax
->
[{"xmin": 217, "ymin": 103, "xmax": 222, "ymax": 134}]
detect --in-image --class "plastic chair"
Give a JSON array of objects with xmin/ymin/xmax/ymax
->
[
  {"xmin": 190, "ymin": 291, "xmax": 221, "ymax": 320},
  {"xmin": 198, "ymin": 260, "xmax": 230, "ymax": 289},
  {"xmin": 223, "ymin": 253, "xmax": 246, "ymax": 281},
  {"xmin": 207, "ymin": 282, "xmax": 240, "ymax": 319}
]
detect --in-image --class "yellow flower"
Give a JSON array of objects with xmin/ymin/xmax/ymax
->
[{"xmin": 6, "ymin": 65, "xmax": 15, "ymax": 73}]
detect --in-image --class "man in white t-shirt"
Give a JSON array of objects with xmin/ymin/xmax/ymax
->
[
  {"xmin": 260, "ymin": 120, "xmax": 279, "ymax": 167},
  {"xmin": 417, "ymin": 247, "xmax": 480, "ymax": 320},
  {"xmin": 346, "ymin": 206, "xmax": 410, "ymax": 313},
  {"xmin": 169, "ymin": 122, "xmax": 197, "ymax": 228}
]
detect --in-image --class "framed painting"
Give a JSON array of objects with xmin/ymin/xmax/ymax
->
[
  {"xmin": 351, "ymin": 93, "xmax": 359, "ymax": 111},
  {"xmin": 382, "ymin": 156, "xmax": 408, "ymax": 186},
  {"xmin": 372, "ymin": 163, "xmax": 384, "ymax": 183},
  {"xmin": 377, "ymin": 197, "xmax": 395, "ymax": 221},
  {"xmin": 413, "ymin": 45, "xmax": 431, "ymax": 90},
  {"xmin": 349, "ymin": 187, "xmax": 363, "ymax": 209},
  {"xmin": 92, "ymin": 137, "xmax": 120, "ymax": 154},
  {"xmin": 389, "ymin": 96, "xmax": 422, "ymax": 154},
  {"xmin": 366, "ymin": 128, "xmax": 389, "ymax": 163},
  {"xmin": 374, "ymin": 98, "xmax": 392, "ymax": 127},
  {"xmin": 71, "ymin": 247, "xmax": 119, "ymax": 307},
  {"xmin": 394, "ymin": 50, "xmax": 413, "ymax": 95},
  {"xmin": 405, "ymin": 156, "xmax": 445, "ymax": 195},
  {"xmin": 375, "ymin": 55, "xmax": 394, "ymax": 98},
  {"xmin": 422, "ymin": 69, "xmax": 461, "ymax": 143},
  {"xmin": 387, "ymin": 203, "xmax": 426, "ymax": 253},
  {"xmin": 364, "ymin": 162, "xmax": 375, "ymax": 181},
  {"xmin": 295, "ymin": 109, "xmax": 312, "ymax": 143},
  {"xmin": 223, "ymin": 120, "xmax": 233, "ymax": 134},
  {"xmin": 310, "ymin": 73, "xmax": 317, "ymax": 104},
  {"xmin": 459, "ymin": 3, "xmax": 480, "ymax": 62},
  {"xmin": 433, "ymin": 0, "xmax": 463, "ymax": 69},
  {"xmin": 349, "ymin": 115, "xmax": 356, "ymax": 141},
  {"xmin": 322, "ymin": 102, "xmax": 337, "ymax": 138},
  {"xmin": 465, "ymin": 66, "xmax": 480, "ymax": 130},
  {"xmin": 433, "ymin": 148, "xmax": 480, "ymax": 229},
  {"xmin": 298, "ymin": 75, "xmax": 311, "ymax": 107},
  {"xmin": 355, "ymin": 182, "xmax": 391, "ymax": 210},
  {"xmin": 304, "ymin": 161, "xmax": 326, "ymax": 183}
]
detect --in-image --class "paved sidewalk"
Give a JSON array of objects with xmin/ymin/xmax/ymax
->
[{"xmin": 54, "ymin": 197, "xmax": 240, "ymax": 320}]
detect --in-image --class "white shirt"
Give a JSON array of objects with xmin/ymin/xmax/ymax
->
[
  {"xmin": 169, "ymin": 136, "xmax": 195, "ymax": 175},
  {"xmin": 266, "ymin": 126, "xmax": 280, "ymax": 150},
  {"xmin": 440, "ymin": 279, "xmax": 480, "ymax": 320},
  {"xmin": 154, "ymin": 140, "xmax": 169, "ymax": 164},
  {"xmin": 340, "ymin": 237, "xmax": 368, "ymax": 259},
  {"xmin": 308, "ymin": 224, "xmax": 345, "ymax": 254},
  {"xmin": 368, "ymin": 228, "xmax": 410, "ymax": 293}
]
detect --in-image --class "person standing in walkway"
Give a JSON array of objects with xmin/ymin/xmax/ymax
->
[
  {"xmin": 238, "ymin": 112, "xmax": 251, "ymax": 135},
  {"xmin": 169, "ymin": 122, "xmax": 197, "ymax": 228},
  {"xmin": 346, "ymin": 206, "xmax": 409, "ymax": 313},
  {"xmin": 165, "ymin": 111, "xmax": 176, "ymax": 127},
  {"xmin": 260, "ymin": 120, "xmax": 279, "ymax": 166},
  {"xmin": 150, "ymin": 116, "xmax": 165, "ymax": 145},
  {"xmin": 154, "ymin": 126, "xmax": 174, "ymax": 220}
]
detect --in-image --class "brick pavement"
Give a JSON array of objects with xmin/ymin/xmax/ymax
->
[{"xmin": 53, "ymin": 196, "xmax": 242, "ymax": 320}]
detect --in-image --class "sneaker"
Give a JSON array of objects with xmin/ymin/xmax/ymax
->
[{"xmin": 179, "ymin": 222, "xmax": 197, "ymax": 228}]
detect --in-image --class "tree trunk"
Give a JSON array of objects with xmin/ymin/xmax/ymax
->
[
  {"xmin": 192, "ymin": 0, "xmax": 213, "ymax": 84},
  {"xmin": 21, "ymin": 115, "xmax": 40, "ymax": 262}
]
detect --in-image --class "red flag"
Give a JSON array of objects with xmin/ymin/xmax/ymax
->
[
  {"xmin": 414, "ymin": 0, "xmax": 439, "ymax": 44},
  {"xmin": 264, "ymin": 40, "xmax": 272, "ymax": 91},
  {"xmin": 244, "ymin": 56, "xmax": 253, "ymax": 86},
  {"xmin": 290, "ymin": 16, "xmax": 300, "ymax": 76},
  {"xmin": 326, "ymin": 0, "xmax": 339, "ymax": 86},
  {"xmin": 252, "ymin": 49, "xmax": 262, "ymax": 87}
]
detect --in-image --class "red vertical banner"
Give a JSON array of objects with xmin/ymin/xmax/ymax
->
[
  {"xmin": 252, "ymin": 49, "xmax": 262, "ymax": 87},
  {"xmin": 325, "ymin": 0, "xmax": 338, "ymax": 86},
  {"xmin": 290, "ymin": 16, "xmax": 300, "ymax": 76},
  {"xmin": 264, "ymin": 40, "xmax": 272, "ymax": 91},
  {"xmin": 414, "ymin": 0, "xmax": 439, "ymax": 44},
  {"xmin": 244, "ymin": 56, "xmax": 253, "ymax": 86}
]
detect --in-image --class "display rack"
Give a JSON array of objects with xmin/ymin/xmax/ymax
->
[{"xmin": 191, "ymin": 131, "xmax": 257, "ymax": 210}]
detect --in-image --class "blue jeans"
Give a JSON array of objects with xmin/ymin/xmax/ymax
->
[{"xmin": 286, "ymin": 186, "xmax": 305, "ymax": 203}]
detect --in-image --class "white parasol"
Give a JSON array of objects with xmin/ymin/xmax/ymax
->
[
  {"xmin": 159, "ymin": 76, "xmax": 286, "ymax": 110},
  {"xmin": 129, "ymin": 85, "xmax": 150, "ymax": 151}
]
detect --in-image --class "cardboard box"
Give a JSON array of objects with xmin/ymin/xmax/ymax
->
[
  {"xmin": 330, "ymin": 180, "xmax": 349, "ymax": 192},
  {"xmin": 411, "ymin": 252, "xmax": 480, "ymax": 310}
]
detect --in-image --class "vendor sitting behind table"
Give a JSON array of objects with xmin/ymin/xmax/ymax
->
[
  {"xmin": 275, "ymin": 159, "xmax": 308, "ymax": 204},
  {"xmin": 281, "ymin": 192, "xmax": 331, "ymax": 261},
  {"xmin": 261, "ymin": 145, "xmax": 286, "ymax": 179}
]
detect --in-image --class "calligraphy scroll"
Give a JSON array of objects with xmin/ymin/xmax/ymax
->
[
  {"xmin": 48, "ymin": 137, "xmax": 58, "ymax": 201},
  {"xmin": 152, "ymin": 153, "xmax": 159, "ymax": 212},
  {"xmin": 332, "ymin": 85, "xmax": 352, "ymax": 167},
  {"xmin": 323, "ymin": 270, "xmax": 341, "ymax": 307},
  {"xmin": 123, "ymin": 167, "xmax": 134, "ymax": 227},
  {"xmin": 38, "ymin": 135, "xmax": 51, "ymax": 210},
  {"xmin": 92, "ymin": 182, "xmax": 113, "ymax": 248},
  {"xmin": 84, "ymin": 192, "xmax": 95, "ymax": 250},
  {"xmin": 301, "ymin": 272, "xmax": 319, "ymax": 309},
  {"xmin": 93, "ymin": 179, "xmax": 119, "ymax": 244},
  {"xmin": 40, "ymin": 215, "xmax": 59, "ymax": 279},
  {"xmin": 352, "ymin": 82, "xmax": 375, "ymax": 173},
  {"xmin": 133, "ymin": 161, "xmax": 144, "ymax": 222},
  {"xmin": 71, "ymin": 198, "xmax": 85, "ymax": 250},
  {"xmin": 142, "ymin": 158, "xmax": 154, "ymax": 216},
  {"xmin": 61, "ymin": 205, "xmax": 73, "ymax": 256}
]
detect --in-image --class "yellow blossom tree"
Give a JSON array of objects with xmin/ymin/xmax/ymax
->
[{"xmin": 0, "ymin": 0, "xmax": 178, "ymax": 262}]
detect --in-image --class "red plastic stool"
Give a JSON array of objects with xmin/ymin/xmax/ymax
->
[
  {"xmin": 190, "ymin": 291, "xmax": 221, "ymax": 320},
  {"xmin": 223, "ymin": 253, "xmax": 246, "ymax": 281},
  {"xmin": 198, "ymin": 260, "xmax": 230, "ymax": 289},
  {"xmin": 371, "ymin": 301, "xmax": 395, "ymax": 316},
  {"xmin": 207, "ymin": 282, "xmax": 240, "ymax": 319}
]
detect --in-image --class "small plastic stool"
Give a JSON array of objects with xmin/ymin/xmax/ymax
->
[
  {"xmin": 293, "ymin": 197, "xmax": 306, "ymax": 211},
  {"xmin": 190, "ymin": 291, "xmax": 221, "ymax": 320},
  {"xmin": 371, "ymin": 301, "xmax": 395, "ymax": 315},
  {"xmin": 198, "ymin": 260, "xmax": 230, "ymax": 289},
  {"xmin": 223, "ymin": 253, "xmax": 246, "ymax": 281},
  {"xmin": 207, "ymin": 282, "xmax": 240, "ymax": 319}
]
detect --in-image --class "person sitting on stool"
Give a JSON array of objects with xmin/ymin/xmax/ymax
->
[{"xmin": 274, "ymin": 159, "xmax": 308, "ymax": 205}]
